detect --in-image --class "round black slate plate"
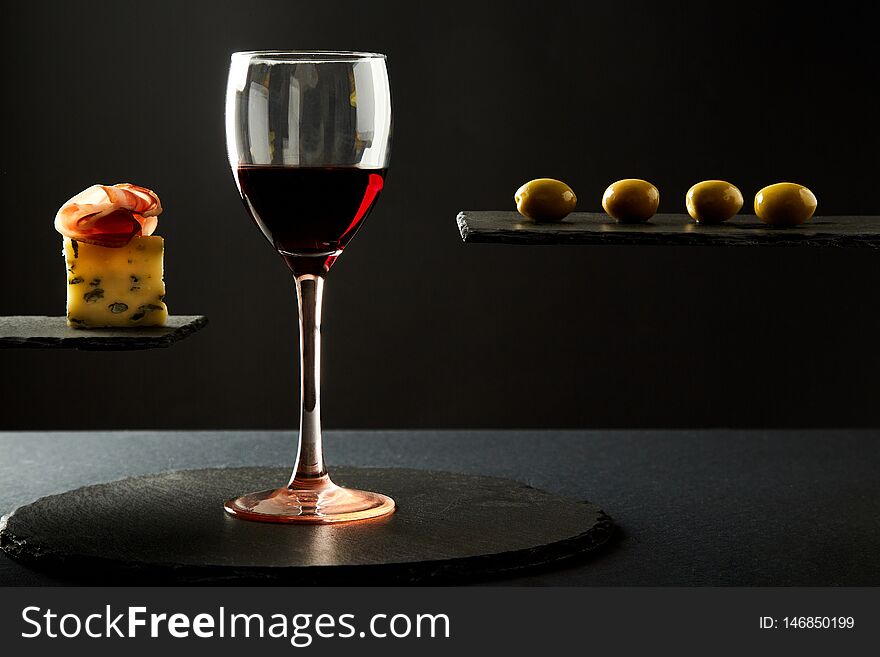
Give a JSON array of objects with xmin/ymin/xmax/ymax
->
[{"xmin": 0, "ymin": 466, "xmax": 614, "ymax": 584}]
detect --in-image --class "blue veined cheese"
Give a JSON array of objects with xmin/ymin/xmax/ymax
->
[{"xmin": 64, "ymin": 236, "xmax": 168, "ymax": 328}]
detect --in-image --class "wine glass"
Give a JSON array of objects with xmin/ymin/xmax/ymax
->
[{"xmin": 224, "ymin": 51, "xmax": 393, "ymax": 523}]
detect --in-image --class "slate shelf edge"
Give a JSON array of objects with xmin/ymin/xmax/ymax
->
[
  {"xmin": 457, "ymin": 212, "xmax": 880, "ymax": 248},
  {"xmin": 456, "ymin": 212, "xmax": 472, "ymax": 242},
  {"xmin": 0, "ymin": 315, "xmax": 208, "ymax": 351}
]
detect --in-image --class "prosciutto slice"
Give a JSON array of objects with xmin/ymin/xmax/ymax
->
[{"xmin": 54, "ymin": 183, "xmax": 163, "ymax": 247}]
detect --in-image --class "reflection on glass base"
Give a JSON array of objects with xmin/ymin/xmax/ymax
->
[{"xmin": 224, "ymin": 475, "xmax": 395, "ymax": 524}]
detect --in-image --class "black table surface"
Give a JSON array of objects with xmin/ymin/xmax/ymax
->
[{"xmin": 1, "ymin": 429, "xmax": 878, "ymax": 586}]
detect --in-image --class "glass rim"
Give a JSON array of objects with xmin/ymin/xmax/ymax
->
[{"xmin": 231, "ymin": 50, "xmax": 386, "ymax": 63}]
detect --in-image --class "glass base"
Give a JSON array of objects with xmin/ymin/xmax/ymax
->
[{"xmin": 224, "ymin": 475, "xmax": 395, "ymax": 524}]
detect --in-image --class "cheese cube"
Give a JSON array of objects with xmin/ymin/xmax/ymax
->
[{"xmin": 64, "ymin": 236, "xmax": 168, "ymax": 328}]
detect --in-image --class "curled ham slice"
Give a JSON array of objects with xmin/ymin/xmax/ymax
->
[{"xmin": 54, "ymin": 183, "xmax": 163, "ymax": 247}]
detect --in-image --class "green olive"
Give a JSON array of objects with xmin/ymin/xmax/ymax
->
[
  {"xmin": 514, "ymin": 178, "xmax": 577, "ymax": 222},
  {"xmin": 754, "ymin": 183, "xmax": 817, "ymax": 226},
  {"xmin": 602, "ymin": 179, "xmax": 659, "ymax": 223},
  {"xmin": 686, "ymin": 180, "xmax": 743, "ymax": 224}
]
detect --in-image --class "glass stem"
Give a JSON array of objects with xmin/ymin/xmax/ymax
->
[{"xmin": 290, "ymin": 273, "xmax": 328, "ymax": 486}]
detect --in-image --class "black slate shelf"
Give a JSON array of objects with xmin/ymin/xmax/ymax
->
[
  {"xmin": 0, "ymin": 315, "xmax": 208, "ymax": 350},
  {"xmin": 457, "ymin": 212, "xmax": 880, "ymax": 248}
]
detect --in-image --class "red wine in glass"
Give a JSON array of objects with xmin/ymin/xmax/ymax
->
[{"xmin": 235, "ymin": 166, "xmax": 386, "ymax": 275}]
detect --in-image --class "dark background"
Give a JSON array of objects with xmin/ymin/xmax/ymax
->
[{"xmin": 2, "ymin": 0, "xmax": 879, "ymax": 430}]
